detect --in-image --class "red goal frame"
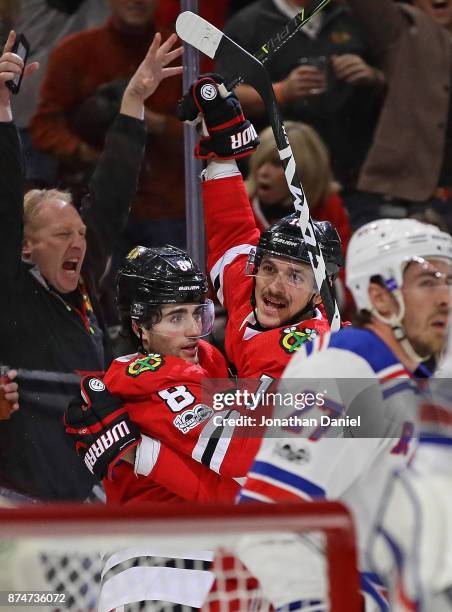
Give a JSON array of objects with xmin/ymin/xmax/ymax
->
[{"xmin": 0, "ymin": 501, "xmax": 361, "ymax": 611}]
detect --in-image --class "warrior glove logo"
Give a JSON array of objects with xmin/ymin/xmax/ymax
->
[
  {"xmin": 84, "ymin": 420, "xmax": 131, "ymax": 474},
  {"xmin": 231, "ymin": 125, "xmax": 258, "ymax": 150}
]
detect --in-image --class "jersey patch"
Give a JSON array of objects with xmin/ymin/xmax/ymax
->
[
  {"xmin": 279, "ymin": 326, "xmax": 318, "ymax": 354},
  {"xmin": 126, "ymin": 353, "xmax": 164, "ymax": 377},
  {"xmin": 273, "ymin": 441, "xmax": 311, "ymax": 465},
  {"xmin": 173, "ymin": 404, "xmax": 214, "ymax": 434}
]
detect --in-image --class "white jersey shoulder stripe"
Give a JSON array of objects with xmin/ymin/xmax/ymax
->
[
  {"xmin": 377, "ymin": 363, "xmax": 411, "ymax": 380},
  {"xmin": 114, "ymin": 352, "xmax": 139, "ymax": 363},
  {"xmin": 239, "ymin": 490, "xmax": 276, "ymax": 503},
  {"xmin": 210, "ymin": 244, "xmax": 254, "ymax": 305},
  {"xmin": 192, "ymin": 409, "xmax": 239, "ymax": 474}
]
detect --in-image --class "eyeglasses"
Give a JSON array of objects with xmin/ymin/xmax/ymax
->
[{"xmin": 247, "ymin": 255, "xmax": 317, "ymax": 290}]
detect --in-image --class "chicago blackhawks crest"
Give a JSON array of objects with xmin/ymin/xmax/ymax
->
[
  {"xmin": 279, "ymin": 326, "xmax": 318, "ymax": 354},
  {"xmin": 127, "ymin": 353, "xmax": 164, "ymax": 377}
]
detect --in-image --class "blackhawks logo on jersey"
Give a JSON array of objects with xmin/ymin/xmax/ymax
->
[
  {"xmin": 127, "ymin": 353, "xmax": 164, "ymax": 377},
  {"xmin": 279, "ymin": 326, "xmax": 318, "ymax": 354}
]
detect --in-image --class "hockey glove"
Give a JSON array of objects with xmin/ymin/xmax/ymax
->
[
  {"xmin": 177, "ymin": 73, "xmax": 259, "ymax": 160},
  {"xmin": 64, "ymin": 376, "xmax": 141, "ymax": 481}
]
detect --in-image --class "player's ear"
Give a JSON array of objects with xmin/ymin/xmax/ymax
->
[
  {"xmin": 368, "ymin": 282, "xmax": 398, "ymax": 318},
  {"xmin": 313, "ymin": 292, "xmax": 322, "ymax": 307},
  {"xmin": 131, "ymin": 320, "xmax": 141, "ymax": 338},
  {"xmin": 22, "ymin": 241, "xmax": 31, "ymax": 259}
]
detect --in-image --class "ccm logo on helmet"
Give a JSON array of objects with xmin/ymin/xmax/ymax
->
[
  {"xmin": 231, "ymin": 125, "xmax": 258, "ymax": 150},
  {"xmin": 84, "ymin": 421, "xmax": 131, "ymax": 474}
]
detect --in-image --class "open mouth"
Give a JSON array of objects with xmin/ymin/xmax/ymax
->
[
  {"xmin": 431, "ymin": 320, "xmax": 447, "ymax": 329},
  {"xmin": 432, "ymin": 0, "xmax": 448, "ymax": 8},
  {"xmin": 181, "ymin": 343, "xmax": 198, "ymax": 354},
  {"xmin": 62, "ymin": 259, "xmax": 79, "ymax": 274},
  {"xmin": 262, "ymin": 295, "xmax": 287, "ymax": 311},
  {"xmin": 258, "ymin": 181, "xmax": 271, "ymax": 192}
]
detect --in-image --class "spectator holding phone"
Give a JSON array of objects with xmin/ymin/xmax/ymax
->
[{"xmin": 0, "ymin": 30, "xmax": 182, "ymax": 502}]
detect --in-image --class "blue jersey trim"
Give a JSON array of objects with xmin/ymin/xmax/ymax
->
[
  {"xmin": 328, "ymin": 328, "xmax": 399, "ymax": 374},
  {"xmin": 249, "ymin": 460, "xmax": 326, "ymax": 498}
]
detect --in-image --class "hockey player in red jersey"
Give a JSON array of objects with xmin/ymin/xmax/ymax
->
[
  {"xmin": 64, "ymin": 245, "xmax": 259, "ymax": 610},
  {"xmin": 64, "ymin": 245, "xmax": 260, "ymax": 506},
  {"xmin": 178, "ymin": 74, "xmax": 345, "ymax": 380}
]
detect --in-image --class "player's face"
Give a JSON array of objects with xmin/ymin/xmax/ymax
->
[
  {"xmin": 256, "ymin": 158, "xmax": 290, "ymax": 207},
  {"xmin": 254, "ymin": 256, "xmax": 319, "ymax": 328},
  {"xmin": 402, "ymin": 258, "xmax": 452, "ymax": 356},
  {"xmin": 414, "ymin": 0, "xmax": 452, "ymax": 30},
  {"xmin": 108, "ymin": 0, "xmax": 155, "ymax": 28},
  {"xmin": 22, "ymin": 199, "xmax": 87, "ymax": 293},
  {"xmin": 140, "ymin": 303, "xmax": 210, "ymax": 363}
]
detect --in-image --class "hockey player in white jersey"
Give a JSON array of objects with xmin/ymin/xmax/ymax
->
[
  {"xmin": 369, "ymin": 316, "xmax": 452, "ymax": 611},
  {"xmin": 239, "ymin": 218, "xmax": 452, "ymax": 611}
]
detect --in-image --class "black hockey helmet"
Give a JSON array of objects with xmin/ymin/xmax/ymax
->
[
  {"xmin": 248, "ymin": 214, "xmax": 344, "ymax": 281},
  {"xmin": 117, "ymin": 245, "xmax": 208, "ymax": 325}
]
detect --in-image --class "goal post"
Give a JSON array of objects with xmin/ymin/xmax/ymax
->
[{"xmin": 0, "ymin": 501, "xmax": 360, "ymax": 611}]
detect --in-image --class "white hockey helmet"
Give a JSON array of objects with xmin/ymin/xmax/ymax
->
[{"xmin": 346, "ymin": 218, "xmax": 452, "ymax": 312}]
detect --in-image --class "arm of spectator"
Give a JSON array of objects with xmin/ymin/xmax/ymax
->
[
  {"xmin": 119, "ymin": 33, "xmax": 183, "ymax": 120},
  {"xmin": 81, "ymin": 33, "xmax": 183, "ymax": 284},
  {"xmin": 0, "ymin": 32, "xmax": 39, "ymax": 287}
]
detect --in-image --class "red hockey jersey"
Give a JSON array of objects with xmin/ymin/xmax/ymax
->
[
  {"xmin": 203, "ymin": 175, "xmax": 331, "ymax": 379},
  {"xmin": 103, "ymin": 340, "xmax": 260, "ymax": 504}
]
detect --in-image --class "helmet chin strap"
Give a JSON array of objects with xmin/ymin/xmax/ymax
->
[
  {"xmin": 137, "ymin": 327, "xmax": 149, "ymax": 356},
  {"xmin": 371, "ymin": 290, "xmax": 429, "ymax": 366}
]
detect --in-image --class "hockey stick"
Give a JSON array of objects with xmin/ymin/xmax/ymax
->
[
  {"xmin": 176, "ymin": 12, "xmax": 341, "ymax": 331},
  {"xmin": 231, "ymin": 0, "xmax": 331, "ymax": 86}
]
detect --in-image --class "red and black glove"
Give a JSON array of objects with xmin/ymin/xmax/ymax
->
[
  {"xmin": 177, "ymin": 73, "xmax": 259, "ymax": 160},
  {"xmin": 64, "ymin": 376, "xmax": 141, "ymax": 481}
]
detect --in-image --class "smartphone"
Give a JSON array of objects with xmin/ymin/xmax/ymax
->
[{"xmin": 6, "ymin": 33, "xmax": 30, "ymax": 95}]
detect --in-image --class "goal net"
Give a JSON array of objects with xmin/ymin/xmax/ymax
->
[{"xmin": 0, "ymin": 502, "xmax": 360, "ymax": 611}]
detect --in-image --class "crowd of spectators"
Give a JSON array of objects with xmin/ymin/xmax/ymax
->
[{"xmin": 0, "ymin": 0, "xmax": 451, "ymax": 505}]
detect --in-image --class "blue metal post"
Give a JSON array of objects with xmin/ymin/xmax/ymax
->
[{"xmin": 180, "ymin": 0, "xmax": 205, "ymax": 269}]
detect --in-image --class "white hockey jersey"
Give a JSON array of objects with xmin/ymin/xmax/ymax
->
[{"xmin": 239, "ymin": 327, "xmax": 432, "ymax": 611}]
